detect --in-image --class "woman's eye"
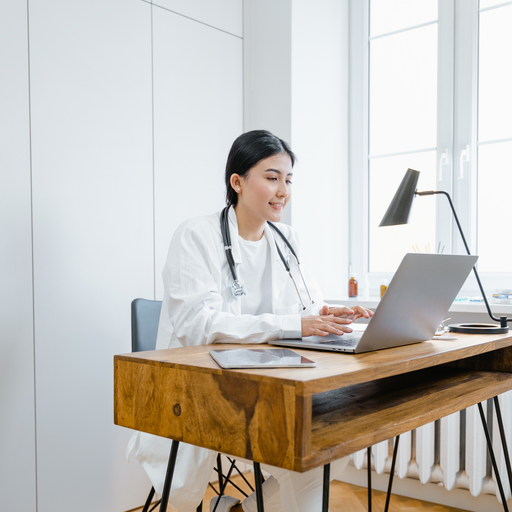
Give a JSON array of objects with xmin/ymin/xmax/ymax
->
[
  {"xmin": 267, "ymin": 177, "xmax": 277, "ymax": 181},
  {"xmin": 287, "ymin": 180, "xmax": 292, "ymax": 185}
]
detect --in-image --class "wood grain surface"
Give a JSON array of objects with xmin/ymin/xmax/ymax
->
[
  {"xmin": 115, "ymin": 332, "xmax": 512, "ymax": 396},
  {"xmin": 114, "ymin": 358, "xmax": 298, "ymax": 469}
]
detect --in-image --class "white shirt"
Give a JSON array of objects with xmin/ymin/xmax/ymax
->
[{"xmin": 238, "ymin": 235, "xmax": 273, "ymax": 315}]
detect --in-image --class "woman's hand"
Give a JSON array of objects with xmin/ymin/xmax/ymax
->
[
  {"xmin": 321, "ymin": 304, "xmax": 373, "ymax": 322},
  {"xmin": 301, "ymin": 313, "xmax": 354, "ymax": 337},
  {"xmin": 301, "ymin": 305, "xmax": 374, "ymax": 337}
]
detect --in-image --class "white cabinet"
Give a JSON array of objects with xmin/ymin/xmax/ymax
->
[
  {"xmin": 28, "ymin": 0, "xmax": 153, "ymax": 510},
  {"xmin": 0, "ymin": 2, "xmax": 37, "ymax": 510},
  {"xmin": 152, "ymin": 0, "xmax": 243, "ymax": 37},
  {"xmin": 2, "ymin": 0, "xmax": 243, "ymax": 509},
  {"xmin": 153, "ymin": 6, "xmax": 243, "ymax": 297}
]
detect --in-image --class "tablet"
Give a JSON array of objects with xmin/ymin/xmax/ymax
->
[{"xmin": 209, "ymin": 348, "xmax": 316, "ymax": 369}]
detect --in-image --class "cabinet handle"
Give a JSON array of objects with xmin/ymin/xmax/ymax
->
[
  {"xmin": 459, "ymin": 145, "xmax": 469, "ymax": 179},
  {"xmin": 438, "ymin": 148, "xmax": 449, "ymax": 181}
]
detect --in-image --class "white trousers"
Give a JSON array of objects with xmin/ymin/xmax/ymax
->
[{"xmin": 240, "ymin": 457, "xmax": 349, "ymax": 512}]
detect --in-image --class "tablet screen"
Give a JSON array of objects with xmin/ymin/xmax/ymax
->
[{"xmin": 209, "ymin": 348, "xmax": 316, "ymax": 369}]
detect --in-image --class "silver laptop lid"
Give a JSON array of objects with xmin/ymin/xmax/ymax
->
[{"xmin": 354, "ymin": 253, "xmax": 477, "ymax": 352}]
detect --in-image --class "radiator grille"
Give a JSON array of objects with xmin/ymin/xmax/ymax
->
[{"xmin": 350, "ymin": 391, "xmax": 512, "ymax": 501}]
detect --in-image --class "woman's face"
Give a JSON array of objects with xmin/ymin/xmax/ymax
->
[{"xmin": 233, "ymin": 152, "xmax": 293, "ymax": 224}]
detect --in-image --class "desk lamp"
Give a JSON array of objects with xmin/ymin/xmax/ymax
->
[{"xmin": 379, "ymin": 168, "xmax": 510, "ymax": 334}]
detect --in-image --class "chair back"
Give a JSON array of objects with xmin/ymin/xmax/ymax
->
[{"xmin": 131, "ymin": 298, "xmax": 163, "ymax": 352}]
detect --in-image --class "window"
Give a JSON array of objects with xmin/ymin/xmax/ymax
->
[
  {"xmin": 477, "ymin": 0, "xmax": 512, "ymax": 272},
  {"xmin": 349, "ymin": 0, "xmax": 512, "ymax": 295}
]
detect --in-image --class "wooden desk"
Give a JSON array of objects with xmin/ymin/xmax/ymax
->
[{"xmin": 115, "ymin": 332, "xmax": 512, "ymax": 473}]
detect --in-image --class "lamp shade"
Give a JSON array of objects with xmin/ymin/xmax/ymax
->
[{"xmin": 379, "ymin": 168, "xmax": 420, "ymax": 227}]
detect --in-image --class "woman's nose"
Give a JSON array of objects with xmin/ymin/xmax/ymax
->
[{"xmin": 277, "ymin": 180, "xmax": 288, "ymax": 197}]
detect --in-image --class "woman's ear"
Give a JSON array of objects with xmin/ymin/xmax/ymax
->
[{"xmin": 230, "ymin": 174, "xmax": 241, "ymax": 192}]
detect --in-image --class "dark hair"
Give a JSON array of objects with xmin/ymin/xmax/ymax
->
[{"xmin": 225, "ymin": 130, "xmax": 296, "ymax": 207}]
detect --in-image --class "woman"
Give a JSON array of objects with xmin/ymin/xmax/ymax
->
[{"xmin": 132, "ymin": 130, "xmax": 372, "ymax": 512}]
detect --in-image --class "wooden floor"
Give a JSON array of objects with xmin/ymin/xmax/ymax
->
[{"xmin": 129, "ymin": 475, "xmax": 470, "ymax": 512}]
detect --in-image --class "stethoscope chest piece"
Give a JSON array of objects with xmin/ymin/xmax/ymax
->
[{"xmin": 231, "ymin": 279, "xmax": 246, "ymax": 297}]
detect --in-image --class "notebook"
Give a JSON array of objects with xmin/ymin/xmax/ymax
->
[{"xmin": 270, "ymin": 253, "xmax": 478, "ymax": 354}]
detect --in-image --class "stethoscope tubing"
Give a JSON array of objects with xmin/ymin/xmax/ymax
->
[
  {"xmin": 220, "ymin": 207, "xmax": 238, "ymax": 279},
  {"xmin": 220, "ymin": 206, "xmax": 314, "ymax": 309}
]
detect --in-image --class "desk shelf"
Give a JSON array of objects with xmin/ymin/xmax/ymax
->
[{"xmin": 301, "ymin": 367, "xmax": 512, "ymax": 471}]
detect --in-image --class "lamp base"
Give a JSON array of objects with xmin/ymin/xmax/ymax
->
[{"xmin": 449, "ymin": 323, "xmax": 509, "ymax": 334}]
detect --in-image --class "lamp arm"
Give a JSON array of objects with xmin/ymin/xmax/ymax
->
[{"xmin": 416, "ymin": 190, "xmax": 509, "ymax": 327}]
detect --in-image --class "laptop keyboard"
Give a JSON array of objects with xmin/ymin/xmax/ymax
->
[{"xmin": 320, "ymin": 334, "xmax": 362, "ymax": 347}]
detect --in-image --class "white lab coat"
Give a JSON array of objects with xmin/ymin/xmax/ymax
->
[{"xmin": 131, "ymin": 207, "xmax": 326, "ymax": 511}]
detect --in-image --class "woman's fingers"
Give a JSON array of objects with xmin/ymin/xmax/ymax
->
[
  {"xmin": 329, "ymin": 306, "xmax": 356, "ymax": 319},
  {"xmin": 321, "ymin": 315, "xmax": 352, "ymax": 324},
  {"xmin": 320, "ymin": 304, "xmax": 330, "ymax": 316},
  {"xmin": 336, "ymin": 307, "xmax": 354, "ymax": 317},
  {"xmin": 351, "ymin": 306, "xmax": 373, "ymax": 318},
  {"xmin": 300, "ymin": 305, "xmax": 373, "ymax": 337},
  {"xmin": 318, "ymin": 326, "xmax": 352, "ymax": 336},
  {"xmin": 301, "ymin": 315, "xmax": 353, "ymax": 337},
  {"xmin": 329, "ymin": 306, "xmax": 374, "ymax": 320}
]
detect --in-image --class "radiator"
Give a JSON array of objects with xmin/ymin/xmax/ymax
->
[{"xmin": 350, "ymin": 391, "xmax": 512, "ymax": 502}]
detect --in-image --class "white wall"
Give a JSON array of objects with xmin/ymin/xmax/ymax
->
[
  {"xmin": 0, "ymin": 1, "xmax": 243, "ymax": 511},
  {"xmin": 290, "ymin": 0, "xmax": 350, "ymax": 300},
  {"xmin": 244, "ymin": 0, "xmax": 350, "ymax": 299}
]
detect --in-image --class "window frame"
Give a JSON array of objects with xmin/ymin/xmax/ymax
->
[{"xmin": 349, "ymin": 0, "xmax": 512, "ymax": 296}]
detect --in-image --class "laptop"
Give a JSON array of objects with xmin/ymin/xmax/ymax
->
[{"xmin": 270, "ymin": 253, "xmax": 478, "ymax": 354}]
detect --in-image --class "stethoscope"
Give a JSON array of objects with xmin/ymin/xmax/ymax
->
[{"xmin": 220, "ymin": 206, "xmax": 314, "ymax": 310}]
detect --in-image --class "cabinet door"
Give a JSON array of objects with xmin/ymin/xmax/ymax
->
[
  {"xmin": 152, "ymin": 0, "xmax": 243, "ymax": 37},
  {"xmin": 28, "ymin": 0, "xmax": 153, "ymax": 510},
  {"xmin": 153, "ymin": 5, "xmax": 243, "ymax": 298},
  {"xmin": 0, "ymin": 2, "xmax": 36, "ymax": 508}
]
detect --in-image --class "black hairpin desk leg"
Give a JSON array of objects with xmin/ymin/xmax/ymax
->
[
  {"xmin": 158, "ymin": 440, "xmax": 180, "ymax": 512},
  {"xmin": 494, "ymin": 396, "xmax": 512, "ymax": 493},
  {"xmin": 384, "ymin": 435, "xmax": 400, "ymax": 512},
  {"xmin": 478, "ymin": 402, "xmax": 509, "ymax": 512},
  {"xmin": 141, "ymin": 487, "xmax": 156, "ymax": 512},
  {"xmin": 253, "ymin": 462, "xmax": 265, "ymax": 512},
  {"xmin": 322, "ymin": 463, "xmax": 330, "ymax": 512},
  {"xmin": 367, "ymin": 447, "xmax": 372, "ymax": 512}
]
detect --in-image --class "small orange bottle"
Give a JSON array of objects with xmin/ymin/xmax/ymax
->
[
  {"xmin": 380, "ymin": 280, "xmax": 388, "ymax": 299},
  {"xmin": 348, "ymin": 266, "xmax": 358, "ymax": 298}
]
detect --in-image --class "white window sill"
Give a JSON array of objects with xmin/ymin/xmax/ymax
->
[{"xmin": 327, "ymin": 297, "xmax": 512, "ymax": 315}]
